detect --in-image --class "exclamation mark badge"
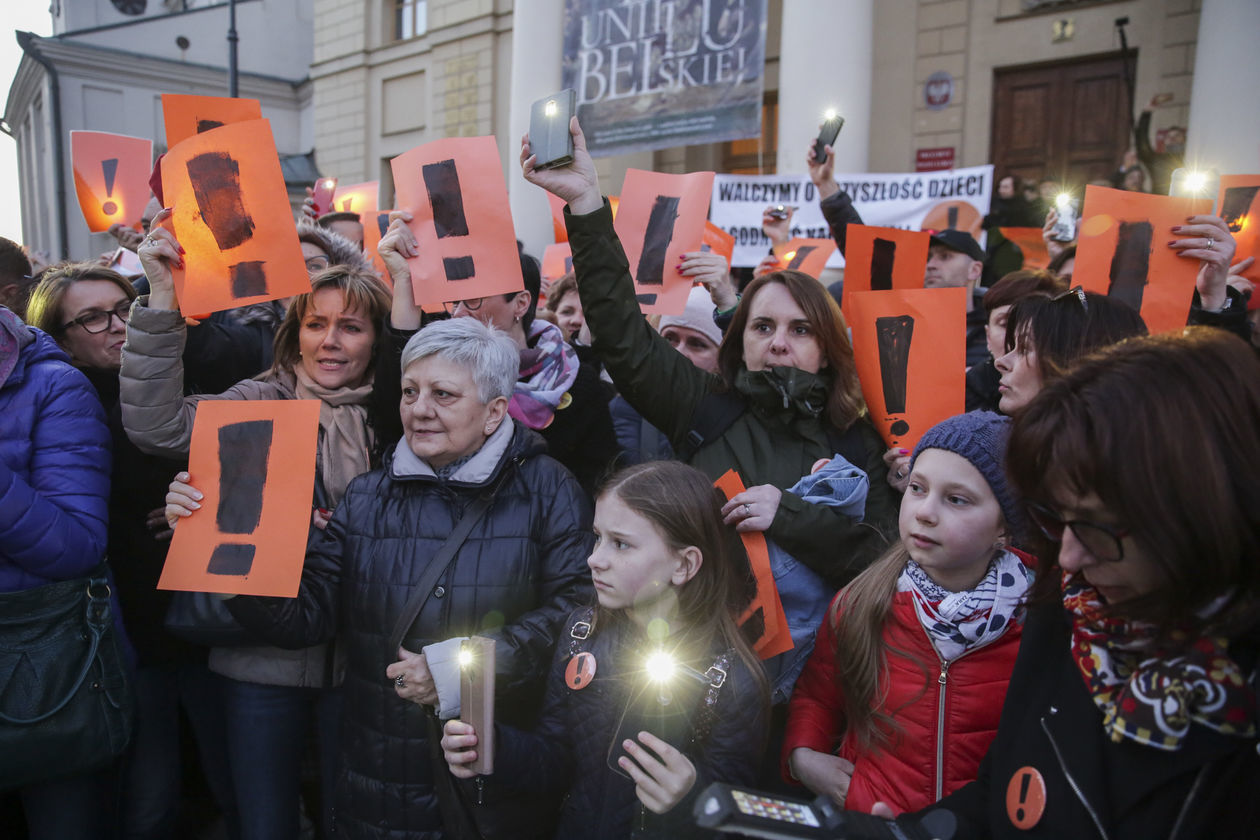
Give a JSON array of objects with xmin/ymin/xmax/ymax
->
[
  {"xmin": 101, "ymin": 158, "xmax": 120, "ymax": 216},
  {"xmin": 207, "ymin": 419, "xmax": 273, "ymax": 577},
  {"xmin": 875, "ymin": 315, "xmax": 914, "ymax": 438},
  {"xmin": 1005, "ymin": 766, "xmax": 1046, "ymax": 829},
  {"xmin": 422, "ymin": 159, "xmax": 475, "ymax": 282},
  {"xmin": 635, "ymin": 195, "xmax": 681, "ymax": 305}
]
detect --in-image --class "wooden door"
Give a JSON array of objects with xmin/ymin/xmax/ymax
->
[{"xmin": 991, "ymin": 53, "xmax": 1132, "ymax": 190}]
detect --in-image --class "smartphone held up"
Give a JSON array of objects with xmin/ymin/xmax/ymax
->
[
  {"xmin": 813, "ymin": 110, "xmax": 844, "ymax": 164},
  {"xmin": 529, "ymin": 89, "xmax": 577, "ymax": 170}
]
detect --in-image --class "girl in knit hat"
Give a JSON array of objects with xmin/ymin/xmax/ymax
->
[{"xmin": 781, "ymin": 411, "xmax": 1035, "ymax": 815}]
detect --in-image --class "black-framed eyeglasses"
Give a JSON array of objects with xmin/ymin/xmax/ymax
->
[
  {"xmin": 1052, "ymin": 285, "xmax": 1088, "ymax": 312},
  {"xmin": 1026, "ymin": 501, "xmax": 1129, "ymax": 563},
  {"xmin": 442, "ymin": 297, "xmax": 485, "ymax": 314},
  {"xmin": 62, "ymin": 301, "xmax": 131, "ymax": 334}
]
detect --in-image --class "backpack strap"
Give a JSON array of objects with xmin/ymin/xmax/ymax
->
[
  {"xmin": 565, "ymin": 606, "xmax": 596, "ymax": 658},
  {"xmin": 691, "ymin": 649, "xmax": 733, "ymax": 744},
  {"xmin": 677, "ymin": 390, "xmax": 747, "ymax": 463}
]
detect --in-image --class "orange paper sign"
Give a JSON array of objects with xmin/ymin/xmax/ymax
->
[
  {"xmin": 161, "ymin": 119, "xmax": 312, "ymax": 316},
  {"xmin": 1076, "ymin": 185, "xmax": 1211, "ymax": 334},
  {"xmin": 714, "ymin": 470, "xmax": 792, "ymax": 660},
  {"xmin": 391, "ymin": 136, "xmax": 524, "ymax": 307},
  {"xmin": 702, "ymin": 221, "xmax": 735, "ymax": 268},
  {"xmin": 362, "ymin": 208, "xmax": 394, "ymax": 282},
  {"xmin": 998, "ymin": 227, "xmax": 1051, "ymax": 271},
  {"xmin": 70, "ymin": 131, "xmax": 153, "ymax": 233},
  {"xmin": 162, "ymin": 93, "xmax": 262, "ymax": 150},
  {"xmin": 542, "ymin": 242, "xmax": 573, "ymax": 284},
  {"xmin": 772, "ymin": 238, "xmax": 837, "ymax": 280},
  {"xmin": 848, "ymin": 287, "xmax": 967, "ymax": 450},
  {"xmin": 1218, "ymin": 175, "xmax": 1260, "ymax": 284},
  {"xmin": 843, "ymin": 225, "xmax": 931, "ymax": 322},
  {"xmin": 332, "ymin": 180, "xmax": 379, "ymax": 216},
  {"xmin": 614, "ymin": 169, "xmax": 715, "ymax": 316},
  {"xmin": 160, "ymin": 399, "xmax": 320, "ymax": 597},
  {"xmin": 546, "ymin": 191, "xmax": 568, "ymax": 243}
]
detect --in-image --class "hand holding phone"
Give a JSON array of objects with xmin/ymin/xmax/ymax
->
[
  {"xmin": 311, "ymin": 178, "xmax": 337, "ymax": 216},
  {"xmin": 529, "ymin": 89, "xmax": 577, "ymax": 170},
  {"xmin": 813, "ymin": 113, "xmax": 844, "ymax": 167}
]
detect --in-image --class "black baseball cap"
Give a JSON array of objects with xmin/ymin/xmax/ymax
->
[{"xmin": 928, "ymin": 229, "xmax": 984, "ymax": 262}]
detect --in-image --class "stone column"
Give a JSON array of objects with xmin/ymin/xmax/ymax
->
[
  {"xmin": 1186, "ymin": 0, "xmax": 1260, "ymax": 177},
  {"xmin": 776, "ymin": 0, "xmax": 873, "ymax": 175}
]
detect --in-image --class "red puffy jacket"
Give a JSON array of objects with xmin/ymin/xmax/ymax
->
[{"xmin": 781, "ymin": 549, "xmax": 1033, "ymax": 815}]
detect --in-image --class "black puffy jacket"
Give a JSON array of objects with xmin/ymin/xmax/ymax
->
[
  {"xmin": 230, "ymin": 422, "xmax": 595, "ymax": 839},
  {"xmin": 493, "ymin": 609, "xmax": 768, "ymax": 840}
]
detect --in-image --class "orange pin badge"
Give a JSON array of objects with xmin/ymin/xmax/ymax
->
[
  {"xmin": 1005, "ymin": 766, "xmax": 1047, "ymax": 829},
  {"xmin": 565, "ymin": 652, "xmax": 597, "ymax": 690}
]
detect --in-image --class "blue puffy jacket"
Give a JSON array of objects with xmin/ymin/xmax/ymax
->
[{"xmin": 0, "ymin": 319, "xmax": 112, "ymax": 592}]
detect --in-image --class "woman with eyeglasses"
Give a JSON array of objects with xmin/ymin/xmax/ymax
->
[
  {"xmin": 883, "ymin": 327, "xmax": 1260, "ymax": 838},
  {"xmin": 372, "ymin": 215, "xmax": 620, "ymax": 497}
]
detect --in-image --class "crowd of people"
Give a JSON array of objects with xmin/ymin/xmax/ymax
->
[{"xmin": 2, "ymin": 109, "xmax": 1258, "ymax": 840}]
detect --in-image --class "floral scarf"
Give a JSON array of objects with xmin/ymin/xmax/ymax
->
[
  {"xmin": 1063, "ymin": 572, "xmax": 1256, "ymax": 750},
  {"xmin": 509, "ymin": 319, "xmax": 578, "ymax": 430},
  {"xmin": 897, "ymin": 550, "xmax": 1033, "ymax": 663}
]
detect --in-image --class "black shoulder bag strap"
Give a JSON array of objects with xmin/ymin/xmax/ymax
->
[
  {"xmin": 678, "ymin": 390, "xmax": 746, "ymax": 463},
  {"xmin": 387, "ymin": 461, "xmax": 517, "ymax": 654}
]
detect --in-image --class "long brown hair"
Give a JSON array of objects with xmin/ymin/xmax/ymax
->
[
  {"xmin": 1003, "ymin": 290, "xmax": 1147, "ymax": 384},
  {"xmin": 270, "ymin": 265, "xmax": 391, "ymax": 376},
  {"xmin": 1007, "ymin": 328, "xmax": 1260, "ymax": 637},
  {"xmin": 718, "ymin": 270, "xmax": 865, "ymax": 430},
  {"xmin": 594, "ymin": 461, "xmax": 769, "ymax": 704}
]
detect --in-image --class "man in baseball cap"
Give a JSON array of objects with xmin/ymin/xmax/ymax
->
[{"xmin": 925, "ymin": 229, "xmax": 988, "ymax": 369}]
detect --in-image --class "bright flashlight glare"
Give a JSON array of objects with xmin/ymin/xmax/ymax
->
[
  {"xmin": 545, "ymin": 100, "xmax": 558, "ymax": 117},
  {"xmin": 323, "ymin": 179, "xmax": 335, "ymax": 188},
  {"xmin": 1055, "ymin": 193, "xmax": 1072, "ymax": 208},
  {"xmin": 782, "ymin": 251, "xmax": 797, "ymax": 263},
  {"xmin": 645, "ymin": 650, "xmax": 676, "ymax": 683},
  {"xmin": 458, "ymin": 648, "xmax": 473, "ymax": 668},
  {"xmin": 823, "ymin": 109, "xmax": 837, "ymax": 121},
  {"xmin": 1184, "ymin": 171, "xmax": 1208, "ymax": 193}
]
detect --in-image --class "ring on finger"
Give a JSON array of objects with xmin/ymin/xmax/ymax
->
[
  {"xmin": 395, "ymin": 675, "xmax": 406, "ymax": 688},
  {"xmin": 742, "ymin": 503, "xmax": 751, "ymax": 516},
  {"xmin": 1206, "ymin": 237, "xmax": 1215, "ymax": 250}
]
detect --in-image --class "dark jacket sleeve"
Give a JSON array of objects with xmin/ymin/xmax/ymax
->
[
  {"xmin": 0, "ymin": 363, "xmax": 111, "ymax": 581},
  {"xmin": 1187, "ymin": 286, "xmax": 1251, "ymax": 343},
  {"xmin": 818, "ymin": 189, "xmax": 863, "ymax": 257},
  {"xmin": 1134, "ymin": 110, "xmax": 1155, "ymax": 168},
  {"xmin": 566, "ymin": 200, "xmax": 721, "ymax": 442},
  {"xmin": 489, "ymin": 468, "xmax": 595, "ymax": 698},
  {"xmin": 182, "ymin": 314, "xmax": 273, "ymax": 395},
  {"xmin": 370, "ymin": 323, "xmax": 414, "ymax": 453},
  {"xmin": 488, "ymin": 634, "xmax": 578, "ymax": 796}
]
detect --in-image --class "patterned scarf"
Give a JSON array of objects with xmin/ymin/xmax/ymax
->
[
  {"xmin": 1063, "ymin": 572, "xmax": 1256, "ymax": 750},
  {"xmin": 509, "ymin": 319, "xmax": 578, "ymax": 430},
  {"xmin": 897, "ymin": 550, "xmax": 1033, "ymax": 663}
]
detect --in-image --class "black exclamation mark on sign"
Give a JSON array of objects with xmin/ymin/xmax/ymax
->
[
  {"xmin": 786, "ymin": 246, "xmax": 818, "ymax": 270},
  {"xmin": 1014, "ymin": 770, "xmax": 1032, "ymax": 822},
  {"xmin": 196, "ymin": 119, "xmax": 225, "ymax": 134},
  {"xmin": 870, "ymin": 238, "xmax": 896, "ymax": 290},
  {"xmin": 376, "ymin": 213, "xmax": 390, "ymax": 238},
  {"xmin": 186, "ymin": 152, "xmax": 267, "ymax": 298},
  {"xmin": 635, "ymin": 195, "xmax": 681, "ymax": 305},
  {"xmin": 946, "ymin": 206, "xmax": 959, "ymax": 229},
  {"xmin": 1106, "ymin": 221, "xmax": 1152, "ymax": 312},
  {"xmin": 422, "ymin": 159, "xmax": 475, "ymax": 282},
  {"xmin": 875, "ymin": 315, "xmax": 914, "ymax": 438},
  {"xmin": 564, "ymin": 256, "xmax": 574, "ymax": 273},
  {"xmin": 101, "ymin": 158, "xmax": 120, "ymax": 216},
  {"xmin": 207, "ymin": 420, "xmax": 273, "ymax": 576},
  {"xmin": 1221, "ymin": 186, "xmax": 1259, "ymax": 233}
]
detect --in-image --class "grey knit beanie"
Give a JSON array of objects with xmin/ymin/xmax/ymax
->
[{"xmin": 910, "ymin": 411, "xmax": 1023, "ymax": 538}]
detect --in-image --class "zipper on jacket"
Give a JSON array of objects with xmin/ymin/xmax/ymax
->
[
  {"xmin": 1040, "ymin": 712, "xmax": 1110, "ymax": 840},
  {"xmin": 475, "ymin": 776, "xmax": 484, "ymax": 805},
  {"xmin": 935, "ymin": 660, "xmax": 950, "ymax": 801}
]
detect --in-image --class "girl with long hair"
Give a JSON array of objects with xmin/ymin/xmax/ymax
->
[
  {"xmin": 442, "ymin": 460, "xmax": 769, "ymax": 839},
  {"xmin": 783, "ymin": 412, "xmax": 1035, "ymax": 815}
]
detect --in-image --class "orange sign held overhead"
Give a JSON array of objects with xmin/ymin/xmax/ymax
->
[
  {"xmin": 332, "ymin": 180, "xmax": 379, "ymax": 216},
  {"xmin": 772, "ymin": 238, "xmax": 837, "ymax": 281},
  {"xmin": 998, "ymin": 227, "xmax": 1051, "ymax": 271},
  {"xmin": 1075, "ymin": 185, "xmax": 1212, "ymax": 334},
  {"xmin": 848, "ymin": 287, "xmax": 966, "ymax": 451},
  {"xmin": 162, "ymin": 93, "xmax": 262, "ymax": 150},
  {"xmin": 1218, "ymin": 175, "xmax": 1260, "ymax": 284},
  {"xmin": 391, "ymin": 136, "xmax": 524, "ymax": 308},
  {"xmin": 614, "ymin": 169, "xmax": 714, "ymax": 316},
  {"xmin": 362, "ymin": 208, "xmax": 394, "ymax": 283},
  {"xmin": 702, "ymin": 221, "xmax": 735, "ymax": 268},
  {"xmin": 542, "ymin": 242, "xmax": 573, "ymax": 286},
  {"xmin": 546, "ymin": 191, "xmax": 568, "ymax": 243},
  {"xmin": 714, "ymin": 469, "xmax": 792, "ymax": 660},
  {"xmin": 70, "ymin": 131, "xmax": 153, "ymax": 233},
  {"xmin": 843, "ymin": 224, "xmax": 931, "ymax": 320},
  {"xmin": 160, "ymin": 399, "xmax": 320, "ymax": 598},
  {"xmin": 161, "ymin": 119, "xmax": 311, "ymax": 316}
]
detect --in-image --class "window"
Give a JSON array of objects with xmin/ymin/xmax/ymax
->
[{"xmin": 394, "ymin": 0, "xmax": 427, "ymax": 41}]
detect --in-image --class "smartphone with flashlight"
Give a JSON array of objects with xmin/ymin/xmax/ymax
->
[
  {"xmin": 311, "ymin": 177, "xmax": 338, "ymax": 216},
  {"xmin": 812, "ymin": 112, "xmax": 844, "ymax": 164},
  {"xmin": 607, "ymin": 651, "xmax": 709, "ymax": 780},
  {"xmin": 767, "ymin": 205, "xmax": 794, "ymax": 221},
  {"xmin": 1169, "ymin": 167, "xmax": 1220, "ymax": 201},
  {"xmin": 1050, "ymin": 194, "xmax": 1077, "ymax": 242},
  {"xmin": 529, "ymin": 88, "xmax": 576, "ymax": 170},
  {"xmin": 459, "ymin": 636, "xmax": 496, "ymax": 775}
]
